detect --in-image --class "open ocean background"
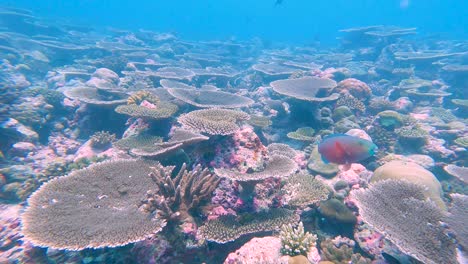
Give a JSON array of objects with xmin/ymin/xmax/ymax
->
[{"xmin": 1, "ymin": 0, "xmax": 467, "ymax": 44}]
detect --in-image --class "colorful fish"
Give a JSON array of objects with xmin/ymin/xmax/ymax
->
[{"xmin": 318, "ymin": 134, "xmax": 377, "ymax": 164}]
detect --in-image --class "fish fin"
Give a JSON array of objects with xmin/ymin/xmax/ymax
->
[{"xmin": 321, "ymin": 155, "xmax": 329, "ymax": 164}]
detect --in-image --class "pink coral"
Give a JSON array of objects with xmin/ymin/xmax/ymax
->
[
  {"xmin": 224, "ymin": 236, "xmax": 288, "ymax": 264},
  {"xmin": 334, "ymin": 78, "xmax": 372, "ymax": 100},
  {"xmin": 210, "ymin": 126, "xmax": 268, "ymax": 173}
]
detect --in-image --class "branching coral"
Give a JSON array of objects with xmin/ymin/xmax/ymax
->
[
  {"xmin": 140, "ymin": 163, "xmax": 220, "ymax": 224},
  {"xmin": 280, "ymin": 222, "xmax": 317, "ymax": 257},
  {"xmin": 178, "ymin": 108, "xmax": 250, "ymax": 135},
  {"xmin": 21, "ymin": 159, "xmax": 167, "ymax": 250},
  {"xmin": 351, "ymin": 180, "xmax": 457, "ymax": 264},
  {"xmin": 197, "ymin": 208, "xmax": 299, "ymax": 243}
]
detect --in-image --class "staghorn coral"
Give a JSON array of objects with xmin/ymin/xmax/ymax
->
[
  {"xmin": 445, "ymin": 194, "xmax": 468, "ymax": 251},
  {"xmin": 270, "ymin": 77, "xmax": 339, "ymax": 102},
  {"xmin": 350, "ymin": 180, "xmax": 457, "ymax": 264},
  {"xmin": 280, "ymin": 222, "xmax": 317, "ymax": 257},
  {"xmin": 167, "ymin": 88, "xmax": 254, "ymax": 108},
  {"xmin": 334, "ymin": 78, "xmax": 371, "ymax": 100},
  {"xmin": 197, "ymin": 208, "xmax": 298, "ymax": 244},
  {"xmin": 287, "ymin": 127, "xmax": 315, "ymax": 142},
  {"xmin": 214, "ymin": 154, "xmax": 297, "ymax": 182},
  {"xmin": 336, "ymin": 95, "xmax": 366, "ymax": 113},
  {"xmin": 283, "ymin": 173, "xmax": 330, "ymax": 208},
  {"xmin": 127, "ymin": 90, "xmax": 160, "ymax": 105},
  {"xmin": 90, "ymin": 131, "xmax": 116, "ymax": 149},
  {"xmin": 21, "ymin": 159, "xmax": 167, "ymax": 250},
  {"xmin": 140, "ymin": 163, "xmax": 220, "ymax": 224},
  {"xmin": 178, "ymin": 108, "xmax": 250, "ymax": 135},
  {"xmin": 115, "ymin": 101, "xmax": 178, "ymax": 119},
  {"xmin": 63, "ymin": 87, "xmax": 128, "ymax": 106}
]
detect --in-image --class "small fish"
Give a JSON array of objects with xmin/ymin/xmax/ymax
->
[{"xmin": 318, "ymin": 134, "xmax": 377, "ymax": 164}]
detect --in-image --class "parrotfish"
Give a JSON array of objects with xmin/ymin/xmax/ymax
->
[{"xmin": 318, "ymin": 134, "xmax": 377, "ymax": 164}]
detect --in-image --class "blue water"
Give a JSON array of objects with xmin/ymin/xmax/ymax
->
[{"xmin": 2, "ymin": 0, "xmax": 467, "ymax": 44}]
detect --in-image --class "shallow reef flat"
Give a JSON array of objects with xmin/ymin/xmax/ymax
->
[{"xmin": 0, "ymin": 7, "xmax": 467, "ymax": 264}]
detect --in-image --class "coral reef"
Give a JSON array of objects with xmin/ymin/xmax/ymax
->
[
  {"xmin": 21, "ymin": 159, "xmax": 167, "ymax": 250},
  {"xmin": 270, "ymin": 77, "xmax": 339, "ymax": 102},
  {"xmin": 167, "ymin": 88, "xmax": 254, "ymax": 108},
  {"xmin": 351, "ymin": 180, "xmax": 457, "ymax": 264},
  {"xmin": 90, "ymin": 131, "xmax": 116, "ymax": 149},
  {"xmin": 283, "ymin": 173, "xmax": 330, "ymax": 208},
  {"xmin": 115, "ymin": 101, "xmax": 178, "ymax": 119},
  {"xmin": 287, "ymin": 127, "xmax": 315, "ymax": 142},
  {"xmin": 334, "ymin": 78, "xmax": 372, "ymax": 100},
  {"xmin": 140, "ymin": 163, "xmax": 220, "ymax": 225},
  {"xmin": 280, "ymin": 222, "xmax": 317, "ymax": 257},
  {"xmin": 197, "ymin": 208, "xmax": 298, "ymax": 243},
  {"xmin": 178, "ymin": 108, "xmax": 250, "ymax": 135},
  {"xmin": 371, "ymin": 160, "xmax": 445, "ymax": 209}
]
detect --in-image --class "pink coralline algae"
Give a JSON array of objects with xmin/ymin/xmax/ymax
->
[
  {"xmin": 353, "ymin": 222, "xmax": 385, "ymax": 258},
  {"xmin": 0, "ymin": 204, "xmax": 38, "ymax": 263},
  {"xmin": 336, "ymin": 163, "xmax": 372, "ymax": 188},
  {"xmin": 74, "ymin": 140, "xmax": 129, "ymax": 161},
  {"xmin": 211, "ymin": 126, "xmax": 268, "ymax": 173},
  {"xmin": 224, "ymin": 236, "xmax": 288, "ymax": 264}
]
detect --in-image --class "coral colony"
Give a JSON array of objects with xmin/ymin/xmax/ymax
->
[{"xmin": 0, "ymin": 6, "xmax": 466, "ymax": 264}]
